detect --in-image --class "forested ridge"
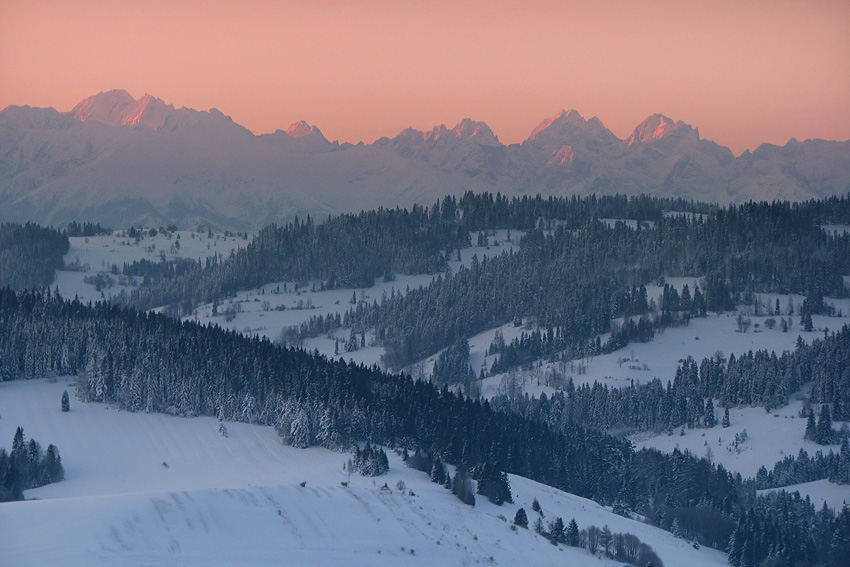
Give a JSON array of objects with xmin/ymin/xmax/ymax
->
[
  {"xmin": 119, "ymin": 193, "xmax": 716, "ymax": 314},
  {"xmin": 300, "ymin": 196, "xmax": 850, "ymax": 370},
  {"xmin": 124, "ymin": 206, "xmax": 471, "ymax": 312},
  {"xmin": 114, "ymin": 193, "xmax": 850, "ymax": 379}
]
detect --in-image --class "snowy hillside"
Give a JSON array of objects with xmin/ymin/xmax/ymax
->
[
  {"xmin": 2, "ymin": 90, "xmax": 848, "ymax": 230},
  {"xmin": 0, "ymin": 377, "xmax": 726, "ymax": 567}
]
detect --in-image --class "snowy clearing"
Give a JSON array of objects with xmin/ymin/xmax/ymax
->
[
  {"xmin": 632, "ymin": 386, "xmax": 849, "ymax": 486},
  {"xmin": 55, "ymin": 229, "xmax": 249, "ymax": 304},
  {"xmin": 480, "ymin": 293, "xmax": 850, "ymax": 399},
  {"xmin": 759, "ymin": 479, "xmax": 850, "ymax": 512}
]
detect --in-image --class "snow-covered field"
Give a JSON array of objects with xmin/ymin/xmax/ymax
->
[
  {"xmin": 480, "ymin": 291, "xmax": 850, "ymax": 399},
  {"xmin": 0, "ymin": 377, "xmax": 726, "ymax": 567},
  {"xmin": 56, "ymin": 230, "xmax": 248, "ymax": 304},
  {"xmin": 632, "ymin": 386, "xmax": 849, "ymax": 482}
]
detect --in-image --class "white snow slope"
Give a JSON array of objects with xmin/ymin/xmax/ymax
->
[{"xmin": 0, "ymin": 377, "xmax": 726, "ymax": 567}]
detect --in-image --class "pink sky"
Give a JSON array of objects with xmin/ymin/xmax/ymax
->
[{"xmin": 1, "ymin": 0, "xmax": 848, "ymax": 154}]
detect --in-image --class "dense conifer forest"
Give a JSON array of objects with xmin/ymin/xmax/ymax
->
[
  {"xmin": 0, "ymin": 223, "xmax": 68, "ymax": 291},
  {"xmin": 111, "ymin": 194, "xmax": 850, "ymax": 381},
  {"xmin": 123, "ymin": 206, "xmax": 472, "ymax": 312},
  {"xmin": 118, "ymin": 193, "xmax": 718, "ymax": 314}
]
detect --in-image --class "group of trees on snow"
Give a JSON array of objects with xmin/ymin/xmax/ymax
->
[
  {"xmin": 0, "ymin": 426, "xmax": 64, "ymax": 502},
  {"xmin": 753, "ymin": 439, "xmax": 850, "ymax": 489},
  {"xmin": 727, "ymin": 492, "xmax": 850, "ymax": 567},
  {"xmin": 403, "ymin": 449, "xmax": 478, "ymax": 507},
  {"xmin": 350, "ymin": 443, "xmax": 389, "ymax": 476},
  {"xmin": 515, "ymin": 506, "xmax": 665, "ymax": 567}
]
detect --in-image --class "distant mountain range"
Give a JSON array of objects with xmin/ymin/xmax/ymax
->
[{"xmin": 1, "ymin": 89, "xmax": 848, "ymax": 230}]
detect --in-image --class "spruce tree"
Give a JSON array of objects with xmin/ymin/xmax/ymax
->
[
  {"xmin": 816, "ymin": 404, "xmax": 834, "ymax": 444},
  {"xmin": 805, "ymin": 410, "xmax": 817, "ymax": 441},
  {"xmin": 513, "ymin": 507, "xmax": 528, "ymax": 528},
  {"xmin": 840, "ymin": 438, "xmax": 850, "ymax": 484},
  {"xmin": 802, "ymin": 312, "xmax": 814, "ymax": 332},
  {"xmin": 533, "ymin": 516, "xmax": 545, "ymax": 535},
  {"xmin": 43, "ymin": 444, "xmax": 63, "ymax": 483},
  {"xmin": 705, "ymin": 398, "xmax": 717, "ymax": 428},
  {"xmin": 599, "ymin": 525, "xmax": 612, "ymax": 555},
  {"xmin": 722, "ymin": 407, "xmax": 730, "ymax": 428},
  {"xmin": 549, "ymin": 517, "xmax": 566, "ymax": 543},
  {"xmin": 566, "ymin": 518, "xmax": 579, "ymax": 546},
  {"xmin": 61, "ymin": 390, "xmax": 70, "ymax": 412}
]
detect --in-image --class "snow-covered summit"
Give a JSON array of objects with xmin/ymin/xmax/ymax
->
[
  {"xmin": 286, "ymin": 120, "xmax": 326, "ymax": 140},
  {"xmin": 72, "ymin": 89, "xmax": 176, "ymax": 130},
  {"xmin": 625, "ymin": 113, "xmax": 698, "ymax": 147},
  {"xmin": 450, "ymin": 118, "xmax": 501, "ymax": 146},
  {"xmin": 393, "ymin": 119, "xmax": 501, "ymax": 146},
  {"xmin": 528, "ymin": 109, "xmax": 587, "ymax": 140}
]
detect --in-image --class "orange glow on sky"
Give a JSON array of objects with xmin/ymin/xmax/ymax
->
[{"xmin": 1, "ymin": 0, "xmax": 848, "ymax": 154}]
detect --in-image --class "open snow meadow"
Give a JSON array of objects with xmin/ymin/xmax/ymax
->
[{"xmin": 0, "ymin": 377, "xmax": 727, "ymax": 567}]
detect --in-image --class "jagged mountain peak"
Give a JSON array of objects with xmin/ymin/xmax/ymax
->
[
  {"xmin": 626, "ymin": 114, "xmax": 697, "ymax": 147},
  {"xmin": 451, "ymin": 118, "xmax": 501, "ymax": 146},
  {"xmin": 72, "ymin": 90, "xmax": 176, "ymax": 130},
  {"xmin": 528, "ymin": 109, "xmax": 587, "ymax": 140},
  {"xmin": 393, "ymin": 119, "xmax": 500, "ymax": 146},
  {"xmin": 286, "ymin": 120, "xmax": 327, "ymax": 141}
]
